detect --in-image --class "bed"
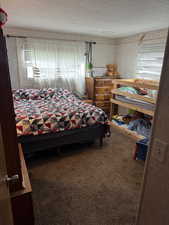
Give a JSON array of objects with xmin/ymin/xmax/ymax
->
[{"xmin": 13, "ymin": 88, "xmax": 109, "ymax": 156}]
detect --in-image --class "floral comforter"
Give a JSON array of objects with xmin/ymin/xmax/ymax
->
[{"xmin": 13, "ymin": 88, "xmax": 108, "ymax": 137}]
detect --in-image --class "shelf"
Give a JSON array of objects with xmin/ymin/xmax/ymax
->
[
  {"xmin": 111, "ymin": 89, "xmax": 156, "ymax": 104},
  {"xmin": 112, "ymin": 78, "xmax": 159, "ymax": 90},
  {"xmin": 109, "ymin": 121, "xmax": 144, "ymax": 141},
  {"xmin": 110, "ymin": 98, "xmax": 154, "ymax": 116}
]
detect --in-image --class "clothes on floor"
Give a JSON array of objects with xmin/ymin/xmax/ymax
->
[
  {"xmin": 128, "ymin": 118, "xmax": 151, "ymax": 138},
  {"xmin": 112, "ymin": 113, "xmax": 152, "ymax": 161},
  {"xmin": 112, "ymin": 114, "xmax": 152, "ymax": 138}
]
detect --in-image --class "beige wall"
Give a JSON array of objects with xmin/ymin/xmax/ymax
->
[{"xmin": 115, "ymin": 40, "xmax": 138, "ymax": 78}]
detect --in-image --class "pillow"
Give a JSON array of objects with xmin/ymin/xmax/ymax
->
[
  {"xmin": 52, "ymin": 88, "xmax": 74, "ymax": 99},
  {"xmin": 13, "ymin": 88, "xmax": 75, "ymax": 101},
  {"xmin": 117, "ymin": 86, "xmax": 138, "ymax": 95},
  {"xmin": 25, "ymin": 89, "xmax": 41, "ymax": 100},
  {"xmin": 13, "ymin": 89, "xmax": 44, "ymax": 100},
  {"xmin": 13, "ymin": 89, "xmax": 28, "ymax": 100}
]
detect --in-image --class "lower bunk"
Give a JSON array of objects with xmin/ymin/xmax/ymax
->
[
  {"xmin": 18, "ymin": 124, "xmax": 109, "ymax": 158},
  {"xmin": 110, "ymin": 113, "xmax": 151, "ymax": 161}
]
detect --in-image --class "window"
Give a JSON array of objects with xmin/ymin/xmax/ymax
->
[
  {"xmin": 17, "ymin": 38, "xmax": 85, "ymax": 94},
  {"xmin": 23, "ymin": 43, "xmax": 85, "ymax": 80},
  {"xmin": 136, "ymin": 41, "xmax": 166, "ymax": 80}
]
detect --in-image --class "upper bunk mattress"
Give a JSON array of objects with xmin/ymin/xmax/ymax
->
[
  {"xmin": 13, "ymin": 88, "xmax": 108, "ymax": 137},
  {"xmin": 115, "ymin": 95, "xmax": 155, "ymax": 111}
]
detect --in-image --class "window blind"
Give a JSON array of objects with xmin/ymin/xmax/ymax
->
[{"xmin": 136, "ymin": 41, "xmax": 166, "ymax": 80}]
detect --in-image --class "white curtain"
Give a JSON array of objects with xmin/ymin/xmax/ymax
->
[
  {"xmin": 16, "ymin": 38, "xmax": 85, "ymax": 94},
  {"xmin": 136, "ymin": 39, "xmax": 166, "ymax": 81}
]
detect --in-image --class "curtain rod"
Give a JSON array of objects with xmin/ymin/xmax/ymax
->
[{"xmin": 6, "ymin": 34, "xmax": 96, "ymax": 44}]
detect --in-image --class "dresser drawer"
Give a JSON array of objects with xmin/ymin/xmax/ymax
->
[
  {"xmin": 104, "ymin": 80, "xmax": 114, "ymax": 86},
  {"xmin": 95, "ymin": 79, "xmax": 113, "ymax": 86},
  {"xmin": 85, "ymin": 77, "xmax": 116, "ymax": 114},
  {"xmin": 95, "ymin": 94, "xmax": 111, "ymax": 101},
  {"xmin": 95, "ymin": 87, "xmax": 111, "ymax": 94}
]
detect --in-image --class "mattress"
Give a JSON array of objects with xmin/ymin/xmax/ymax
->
[
  {"xmin": 115, "ymin": 95, "xmax": 155, "ymax": 111},
  {"xmin": 13, "ymin": 88, "xmax": 108, "ymax": 136}
]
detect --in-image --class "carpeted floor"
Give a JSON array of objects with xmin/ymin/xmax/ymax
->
[{"xmin": 28, "ymin": 129, "xmax": 144, "ymax": 225}]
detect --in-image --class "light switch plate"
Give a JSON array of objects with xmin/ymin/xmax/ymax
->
[{"xmin": 152, "ymin": 139, "xmax": 168, "ymax": 163}]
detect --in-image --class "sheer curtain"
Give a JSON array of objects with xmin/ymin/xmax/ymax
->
[{"xmin": 16, "ymin": 38, "xmax": 85, "ymax": 94}]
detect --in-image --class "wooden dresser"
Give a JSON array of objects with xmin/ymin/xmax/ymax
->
[{"xmin": 85, "ymin": 76, "xmax": 116, "ymax": 113}]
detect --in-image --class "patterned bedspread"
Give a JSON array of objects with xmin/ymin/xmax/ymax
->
[{"xmin": 13, "ymin": 88, "xmax": 108, "ymax": 136}]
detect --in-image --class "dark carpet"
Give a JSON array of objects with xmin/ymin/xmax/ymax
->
[{"xmin": 28, "ymin": 129, "xmax": 144, "ymax": 225}]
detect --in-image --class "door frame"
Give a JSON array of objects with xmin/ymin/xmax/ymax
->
[
  {"xmin": 0, "ymin": 125, "xmax": 14, "ymax": 225},
  {"xmin": 136, "ymin": 30, "xmax": 169, "ymax": 224},
  {"xmin": 0, "ymin": 28, "xmax": 22, "ymax": 192}
]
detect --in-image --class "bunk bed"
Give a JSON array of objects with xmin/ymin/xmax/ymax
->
[{"xmin": 109, "ymin": 78, "xmax": 159, "ymax": 141}]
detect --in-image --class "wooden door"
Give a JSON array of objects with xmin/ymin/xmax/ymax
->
[
  {"xmin": 136, "ymin": 31, "xmax": 169, "ymax": 225},
  {"xmin": 0, "ymin": 125, "xmax": 14, "ymax": 225},
  {"xmin": 0, "ymin": 28, "xmax": 22, "ymax": 192}
]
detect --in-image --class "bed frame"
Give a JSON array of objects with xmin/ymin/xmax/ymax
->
[{"xmin": 18, "ymin": 124, "xmax": 109, "ymax": 157}]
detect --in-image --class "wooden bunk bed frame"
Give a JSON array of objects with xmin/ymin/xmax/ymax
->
[{"xmin": 109, "ymin": 78, "xmax": 159, "ymax": 141}]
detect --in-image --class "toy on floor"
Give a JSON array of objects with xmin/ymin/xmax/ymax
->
[{"xmin": 134, "ymin": 138, "xmax": 149, "ymax": 161}]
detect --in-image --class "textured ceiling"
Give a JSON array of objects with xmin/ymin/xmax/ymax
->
[{"xmin": 1, "ymin": 0, "xmax": 169, "ymax": 37}]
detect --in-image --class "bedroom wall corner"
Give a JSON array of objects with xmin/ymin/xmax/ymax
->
[
  {"xmin": 93, "ymin": 43, "xmax": 115, "ymax": 68},
  {"xmin": 114, "ymin": 36, "xmax": 138, "ymax": 78}
]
